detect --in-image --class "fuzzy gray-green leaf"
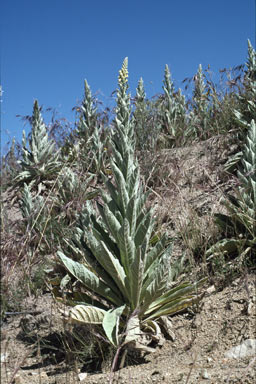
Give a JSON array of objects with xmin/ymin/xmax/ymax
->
[
  {"xmin": 102, "ymin": 305, "xmax": 126, "ymax": 346},
  {"xmin": 58, "ymin": 251, "xmax": 122, "ymax": 305},
  {"xmin": 69, "ymin": 305, "xmax": 106, "ymax": 324}
]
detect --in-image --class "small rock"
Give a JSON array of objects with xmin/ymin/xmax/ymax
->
[
  {"xmin": 201, "ymin": 368, "xmax": 210, "ymax": 379},
  {"xmin": 39, "ymin": 372, "xmax": 48, "ymax": 380},
  {"xmin": 225, "ymin": 339, "xmax": 256, "ymax": 359},
  {"xmin": 206, "ymin": 285, "xmax": 216, "ymax": 295},
  {"xmin": 192, "ymin": 315, "xmax": 202, "ymax": 328},
  {"xmin": 206, "ymin": 357, "xmax": 212, "ymax": 363},
  {"xmin": 0, "ymin": 353, "xmax": 8, "ymax": 363},
  {"xmin": 78, "ymin": 372, "xmax": 88, "ymax": 381},
  {"xmin": 244, "ymin": 300, "xmax": 254, "ymax": 315},
  {"xmin": 159, "ymin": 316, "xmax": 175, "ymax": 341}
]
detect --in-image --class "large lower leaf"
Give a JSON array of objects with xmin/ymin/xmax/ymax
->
[
  {"xmin": 145, "ymin": 294, "xmax": 204, "ymax": 321},
  {"xmin": 69, "ymin": 305, "xmax": 106, "ymax": 324},
  {"xmin": 144, "ymin": 234, "xmax": 168, "ymax": 274},
  {"xmin": 83, "ymin": 230, "xmax": 126, "ymax": 297},
  {"xmin": 129, "ymin": 246, "xmax": 144, "ymax": 309},
  {"xmin": 100, "ymin": 241, "xmax": 129, "ymax": 299},
  {"xmin": 58, "ymin": 251, "xmax": 123, "ymax": 306},
  {"xmin": 102, "ymin": 305, "xmax": 126, "ymax": 346},
  {"xmin": 144, "ymin": 279, "xmax": 206, "ymax": 316},
  {"xmin": 141, "ymin": 251, "xmax": 171, "ymax": 312},
  {"xmin": 118, "ymin": 218, "xmax": 136, "ymax": 275},
  {"xmin": 205, "ymin": 238, "xmax": 246, "ymax": 257},
  {"xmin": 52, "ymin": 287, "xmax": 108, "ymax": 310}
]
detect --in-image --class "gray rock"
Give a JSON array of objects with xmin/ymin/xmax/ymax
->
[
  {"xmin": 0, "ymin": 353, "xmax": 8, "ymax": 363},
  {"xmin": 201, "ymin": 368, "xmax": 210, "ymax": 379},
  {"xmin": 78, "ymin": 372, "xmax": 88, "ymax": 381},
  {"xmin": 225, "ymin": 339, "xmax": 256, "ymax": 359}
]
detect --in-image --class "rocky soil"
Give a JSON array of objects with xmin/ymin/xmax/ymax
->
[{"xmin": 1, "ymin": 274, "xmax": 255, "ymax": 384}]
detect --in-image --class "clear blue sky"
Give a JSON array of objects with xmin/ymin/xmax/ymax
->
[{"xmin": 1, "ymin": 0, "xmax": 255, "ymax": 154}]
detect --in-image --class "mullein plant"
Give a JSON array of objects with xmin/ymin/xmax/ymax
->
[
  {"xmin": 54, "ymin": 167, "xmax": 98, "ymax": 224},
  {"xmin": 192, "ymin": 64, "xmax": 208, "ymax": 114},
  {"xmin": 233, "ymin": 40, "xmax": 256, "ymax": 128},
  {"xmin": 71, "ymin": 79, "xmax": 97, "ymax": 170},
  {"xmin": 173, "ymin": 88, "xmax": 187, "ymax": 144},
  {"xmin": 75, "ymin": 80, "xmax": 109, "ymax": 175},
  {"xmin": 175, "ymin": 88, "xmax": 187, "ymax": 121},
  {"xmin": 225, "ymin": 40, "xmax": 256, "ymax": 172},
  {"xmin": 53, "ymin": 58, "xmax": 205, "ymax": 360},
  {"xmin": 19, "ymin": 183, "xmax": 47, "ymax": 252},
  {"xmin": 159, "ymin": 65, "xmax": 187, "ymax": 147},
  {"xmin": 206, "ymin": 119, "xmax": 256, "ymax": 263},
  {"xmin": 90, "ymin": 119, "xmax": 109, "ymax": 175},
  {"xmin": 189, "ymin": 64, "xmax": 210, "ymax": 139},
  {"xmin": 14, "ymin": 100, "xmax": 61, "ymax": 189},
  {"xmin": 133, "ymin": 77, "xmax": 150, "ymax": 150},
  {"xmin": 76, "ymin": 79, "xmax": 98, "ymax": 144},
  {"xmin": 160, "ymin": 65, "xmax": 177, "ymax": 145}
]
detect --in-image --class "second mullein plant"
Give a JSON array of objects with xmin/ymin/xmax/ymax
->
[
  {"xmin": 75, "ymin": 80, "xmax": 109, "ymax": 175},
  {"xmin": 14, "ymin": 100, "xmax": 61, "ymax": 189},
  {"xmin": 54, "ymin": 58, "xmax": 206, "ymax": 359}
]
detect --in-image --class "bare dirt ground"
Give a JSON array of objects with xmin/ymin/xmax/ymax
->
[
  {"xmin": 1, "ymin": 274, "xmax": 255, "ymax": 384},
  {"xmin": 1, "ymin": 136, "xmax": 255, "ymax": 383}
]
